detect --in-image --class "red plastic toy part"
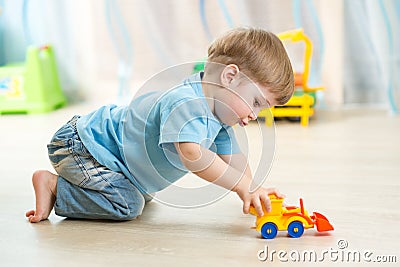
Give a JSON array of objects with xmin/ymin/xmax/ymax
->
[{"xmin": 312, "ymin": 212, "xmax": 334, "ymax": 232}]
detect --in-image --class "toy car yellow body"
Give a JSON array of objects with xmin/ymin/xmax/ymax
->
[{"xmin": 250, "ymin": 195, "xmax": 334, "ymax": 239}]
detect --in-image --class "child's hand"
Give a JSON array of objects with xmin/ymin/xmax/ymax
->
[{"xmin": 235, "ymin": 186, "xmax": 285, "ymax": 216}]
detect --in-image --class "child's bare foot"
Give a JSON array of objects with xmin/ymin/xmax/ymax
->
[{"xmin": 25, "ymin": 170, "xmax": 57, "ymax": 223}]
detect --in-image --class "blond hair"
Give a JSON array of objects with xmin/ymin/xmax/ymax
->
[{"xmin": 206, "ymin": 27, "xmax": 294, "ymax": 105}]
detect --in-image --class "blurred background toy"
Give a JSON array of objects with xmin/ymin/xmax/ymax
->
[
  {"xmin": 258, "ymin": 29, "xmax": 324, "ymax": 126},
  {"xmin": 0, "ymin": 45, "xmax": 66, "ymax": 114}
]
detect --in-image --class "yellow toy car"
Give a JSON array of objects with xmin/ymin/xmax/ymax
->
[{"xmin": 250, "ymin": 194, "xmax": 334, "ymax": 239}]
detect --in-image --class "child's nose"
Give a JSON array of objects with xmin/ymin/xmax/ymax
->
[{"xmin": 249, "ymin": 111, "xmax": 257, "ymax": 120}]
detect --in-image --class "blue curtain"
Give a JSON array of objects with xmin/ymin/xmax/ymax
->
[
  {"xmin": 0, "ymin": 0, "xmax": 26, "ymax": 64},
  {"xmin": 292, "ymin": 0, "xmax": 324, "ymax": 88},
  {"xmin": 344, "ymin": 0, "xmax": 399, "ymax": 112},
  {"xmin": 0, "ymin": 0, "xmax": 5, "ymax": 65}
]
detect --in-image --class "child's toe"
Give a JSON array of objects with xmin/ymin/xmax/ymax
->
[{"xmin": 25, "ymin": 210, "xmax": 35, "ymax": 217}]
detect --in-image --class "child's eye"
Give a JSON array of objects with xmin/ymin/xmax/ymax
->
[{"xmin": 254, "ymin": 99, "xmax": 261, "ymax": 107}]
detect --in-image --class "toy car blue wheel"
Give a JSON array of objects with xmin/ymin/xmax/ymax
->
[
  {"xmin": 287, "ymin": 221, "xmax": 304, "ymax": 238},
  {"xmin": 261, "ymin": 222, "xmax": 278, "ymax": 239}
]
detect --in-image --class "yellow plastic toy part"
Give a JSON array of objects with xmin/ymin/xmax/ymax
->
[
  {"xmin": 258, "ymin": 93, "xmax": 314, "ymax": 126},
  {"xmin": 249, "ymin": 194, "xmax": 334, "ymax": 239},
  {"xmin": 277, "ymin": 28, "xmax": 324, "ymax": 93}
]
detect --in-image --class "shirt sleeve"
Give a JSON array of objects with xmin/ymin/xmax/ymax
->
[
  {"xmin": 214, "ymin": 125, "xmax": 241, "ymax": 155},
  {"xmin": 159, "ymin": 97, "xmax": 209, "ymax": 152}
]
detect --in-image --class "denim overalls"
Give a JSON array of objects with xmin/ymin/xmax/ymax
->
[{"xmin": 48, "ymin": 116, "xmax": 146, "ymax": 220}]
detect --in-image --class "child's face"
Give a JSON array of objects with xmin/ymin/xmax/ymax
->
[{"xmin": 214, "ymin": 79, "xmax": 276, "ymax": 127}]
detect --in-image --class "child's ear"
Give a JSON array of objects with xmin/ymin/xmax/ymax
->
[{"xmin": 220, "ymin": 64, "xmax": 240, "ymax": 88}]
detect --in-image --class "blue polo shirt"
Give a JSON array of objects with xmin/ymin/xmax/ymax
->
[{"xmin": 76, "ymin": 72, "xmax": 240, "ymax": 193}]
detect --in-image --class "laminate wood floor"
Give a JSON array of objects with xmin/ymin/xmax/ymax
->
[{"xmin": 1, "ymin": 102, "xmax": 399, "ymax": 267}]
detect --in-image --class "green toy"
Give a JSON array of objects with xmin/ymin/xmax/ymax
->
[
  {"xmin": 0, "ymin": 45, "xmax": 66, "ymax": 114},
  {"xmin": 192, "ymin": 60, "xmax": 206, "ymax": 74}
]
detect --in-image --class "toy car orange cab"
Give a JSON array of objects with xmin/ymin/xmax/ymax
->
[{"xmin": 249, "ymin": 194, "xmax": 334, "ymax": 239}]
